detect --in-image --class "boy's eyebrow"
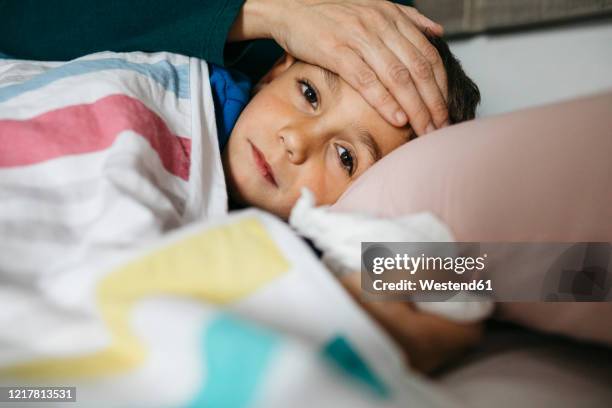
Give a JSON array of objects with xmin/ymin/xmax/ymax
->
[
  {"xmin": 317, "ymin": 66, "xmax": 340, "ymax": 95},
  {"xmin": 356, "ymin": 128, "xmax": 382, "ymax": 163}
]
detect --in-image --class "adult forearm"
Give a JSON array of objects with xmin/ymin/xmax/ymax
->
[
  {"xmin": 0, "ymin": 0, "xmax": 246, "ymax": 64},
  {"xmin": 227, "ymin": 0, "xmax": 276, "ymax": 42}
]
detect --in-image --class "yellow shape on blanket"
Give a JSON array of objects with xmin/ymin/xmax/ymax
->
[{"xmin": 3, "ymin": 217, "xmax": 289, "ymax": 378}]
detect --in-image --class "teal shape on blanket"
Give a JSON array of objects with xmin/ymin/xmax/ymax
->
[
  {"xmin": 186, "ymin": 314, "xmax": 279, "ymax": 408},
  {"xmin": 322, "ymin": 335, "xmax": 390, "ymax": 399}
]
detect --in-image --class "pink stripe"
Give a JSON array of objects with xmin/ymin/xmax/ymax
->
[{"xmin": 0, "ymin": 94, "xmax": 191, "ymax": 180}]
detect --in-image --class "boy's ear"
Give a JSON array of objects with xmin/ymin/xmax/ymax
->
[{"xmin": 253, "ymin": 53, "xmax": 296, "ymax": 93}]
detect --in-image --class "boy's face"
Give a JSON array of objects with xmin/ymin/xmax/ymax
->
[{"xmin": 223, "ymin": 54, "xmax": 409, "ymax": 219}]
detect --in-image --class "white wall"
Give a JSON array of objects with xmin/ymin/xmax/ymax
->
[{"xmin": 449, "ymin": 17, "xmax": 612, "ymax": 116}]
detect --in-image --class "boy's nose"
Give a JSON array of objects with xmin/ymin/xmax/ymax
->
[
  {"xmin": 279, "ymin": 127, "xmax": 316, "ymax": 165},
  {"xmin": 280, "ymin": 133, "xmax": 305, "ymax": 164}
]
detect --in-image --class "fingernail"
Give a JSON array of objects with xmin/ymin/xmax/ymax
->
[
  {"xmin": 426, "ymin": 123, "xmax": 436, "ymax": 134},
  {"xmin": 395, "ymin": 111, "xmax": 407, "ymax": 126}
]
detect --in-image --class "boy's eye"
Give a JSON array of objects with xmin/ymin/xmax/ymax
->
[
  {"xmin": 298, "ymin": 80, "xmax": 319, "ymax": 109},
  {"xmin": 335, "ymin": 144, "xmax": 355, "ymax": 176}
]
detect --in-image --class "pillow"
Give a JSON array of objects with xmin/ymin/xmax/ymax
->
[{"xmin": 331, "ymin": 91, "xmax": 612, "ymax": 345}]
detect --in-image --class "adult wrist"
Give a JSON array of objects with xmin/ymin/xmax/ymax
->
[{"xmin": 228, "ymin": 0, "xmax": 282, "ymax": 42}]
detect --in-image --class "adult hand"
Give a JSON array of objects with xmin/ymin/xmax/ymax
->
[{"xmin": 230, "ymin": 0, "xmax": 449, "ymax": 135}]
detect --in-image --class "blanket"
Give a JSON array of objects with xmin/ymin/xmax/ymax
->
[
  {"xmin": 0, "ymin": 209, "xmax": 457, "ymax": 407},
  {"xmin": 0, "ymin": 52, "xmax": 456, "ymax": 407}
]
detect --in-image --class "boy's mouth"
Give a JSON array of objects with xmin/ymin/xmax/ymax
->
[{"xmin": 248, "ymin": 140, "xmax": 278, "ymax": 187}]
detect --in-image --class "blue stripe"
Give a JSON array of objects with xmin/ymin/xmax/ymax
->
[{"xmin": 0, "ymin": 57, "xmax": 190, "ymax": 103}]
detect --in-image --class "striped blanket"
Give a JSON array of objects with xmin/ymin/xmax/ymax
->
[{"xmin": 0, "ymin": 51, "xmax": 227, "ymax": 286}]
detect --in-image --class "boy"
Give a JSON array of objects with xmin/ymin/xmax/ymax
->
[{"xmin": 220, "ymin": 34, "xmax": 482, "ymax": 372}]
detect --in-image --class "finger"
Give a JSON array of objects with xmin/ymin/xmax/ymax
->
[
  {"xmin": 333, "ymin": 46, "xmax": 408, "ymax": 127},
  {"xmin": 360, "ymin": 35, "xmax": 438, "ymax": 135},
  {"xmin": 390, "ymin": 23, "xmax": 450, "ymax": 130},
  {"xmin": 396, "ymin": 17, "xmax": 448, "ymax": 103},
  {"xmin": 396, "ymin": 5, "xmax": 444, "ymax": 37}
]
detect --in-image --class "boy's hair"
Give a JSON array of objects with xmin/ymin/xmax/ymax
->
[{"xmin": 427, "ymin": 34, "xmax": 480, "ymax": 123}]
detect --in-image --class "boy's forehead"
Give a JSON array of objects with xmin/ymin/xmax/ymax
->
[{"xmin": 317, "ymin": 65, "xmax": 340, "ymax": 95}]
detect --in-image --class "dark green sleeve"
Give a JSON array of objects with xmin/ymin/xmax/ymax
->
[{"xmin": 0, "ymin": 0, "xmax": 245, "ymax": 66}]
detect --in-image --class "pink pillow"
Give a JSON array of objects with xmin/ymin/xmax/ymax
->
[{"xmin": 332, "ymin": 92, "xmax": 612, "ymax": 345}]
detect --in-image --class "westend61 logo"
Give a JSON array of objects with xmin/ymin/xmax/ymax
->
[{"xmin": 361, "ymin": 242, "xmax": 612, "ymax": 302}]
